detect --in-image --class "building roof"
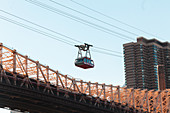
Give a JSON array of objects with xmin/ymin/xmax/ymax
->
[{"xmin": 137, "ymin": 37, "xmax": 170, "ymax": 47}]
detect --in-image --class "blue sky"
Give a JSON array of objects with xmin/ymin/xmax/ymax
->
[{"xmin": 0, "ymin": 0, "xmax": 170, "ymax": 112}]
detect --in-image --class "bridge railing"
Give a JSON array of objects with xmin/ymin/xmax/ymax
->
[{"xmin": 0, "ymin": 43, "xmax": 170, "ymax": 113}]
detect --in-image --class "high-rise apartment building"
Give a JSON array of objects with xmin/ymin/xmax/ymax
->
[{"xmin": 123, "ymin": 37, "xmax": 170, "ymax": 90}]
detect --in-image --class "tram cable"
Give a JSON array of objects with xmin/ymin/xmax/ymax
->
[
  {"xmin": 25, "ymin": 0, "xmax": 134, "ymax": 41},
  {"xmin": 69, "ymin": 0, "xmax": 159, "ymax": 38},
  {"xmin": 0, "ymin": 14, "xmax": 123, "ymax": 57},
  {"xmin": 0, "ymin": 15, "xmax": 74, "ymax": 46},
  {"xmin": 0, "ymin": 10, "xmax": 82, "ymax": 44},
  {"xmin": 48, "ymin": 0, "xmax": 138, "ymax": 36},
  {"xmin": 0, "ymin": 10, "xmax": 122, "ymax": 55},
  {"xmin": 92, "ymin": 49, "xmax": 122, "ymax": 58}
]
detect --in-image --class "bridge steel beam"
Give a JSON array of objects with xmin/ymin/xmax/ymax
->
[{"xmin": 0, "ymin": 69, "xmax": 133, "ymax": 113}]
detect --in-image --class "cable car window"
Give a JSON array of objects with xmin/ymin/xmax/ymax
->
[
  {"xmin": 84, "ymin": 58, "xmax": 86, "ymax": 62},
  {"xmin": 79, "ymin": 59, "xmax": 83, "ymax": 62},
  {"xmin": 87, "ymin": 59, "xmax": 89, "ymax": 63}
]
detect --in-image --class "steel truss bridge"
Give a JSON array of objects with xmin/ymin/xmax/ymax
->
[{"xmin": 0, "ymin": 43, "xmax": 169, "ymax": 113}]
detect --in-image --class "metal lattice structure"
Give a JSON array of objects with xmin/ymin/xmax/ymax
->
[{"xmin": 0, "ymin": 43, "xmax": 170, "ymax": 113}]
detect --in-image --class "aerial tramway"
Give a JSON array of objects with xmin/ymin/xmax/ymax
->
[{"xmin": 75, "ymin": 43, "xmax": 94, "ymax": 69}]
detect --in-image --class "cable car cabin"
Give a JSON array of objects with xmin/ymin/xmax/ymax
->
[
  {"xmin": 75, "ymin": 43, "xmax": 94, "ymax": 69},
  {"xmin": 75, "ymin": 57, "xmax": 94, "ymax": 69}
]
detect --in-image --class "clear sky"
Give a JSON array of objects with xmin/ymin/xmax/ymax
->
[{"xmin": 0, "ymin": 0, "xmax": 170, "ymax": 112}]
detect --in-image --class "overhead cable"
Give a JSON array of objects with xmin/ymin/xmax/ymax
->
[
  {"xmin": 0, "ymin": 10, "xmax": 122, "ymax": 55},
  {"xmin": 49, "ymin": 0, "xmax": 138, "ymax": 36},
  {"xmin": 0, "ymin": 14, "xmax": 122, "ymax": 57},
  {"xmin": 0, "ymin": 15, "xmax": 74, "ymax": 46},
  {"xmin": 93, "ymin": 46, "xmax": 122, "ymax": 54},
  {"xmin": 25, "ymin": 0, "xmax": 134, "ymax": 41},
  {"xmin": 0, "ymin": 10, "xmax": 81, "ymax": 44},
  {"xmin": 92, "ymin": 49, "xmax": 122, "ymax": 58},
  {"xmin": 70, "ymin": 0, "xmax": 159, "ymax": 38}
]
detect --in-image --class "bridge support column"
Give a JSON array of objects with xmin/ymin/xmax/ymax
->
[
  {"xmin": 80, "ymin": 80, "xmax": 83, "ymax": 93},
  {"xmin": 103, "ymin": 83, "xmax": 106, "ymax": 99},
  {"xmin": 56, "ymin": 71, "xmax": 59, "ymax": 87},
  {"xmin": 132, "ymin": 89, "xmax": 135, "ymax": 108},
  {"xmin": 36, "ymin": 61, "xmax": 40, "ymax": 90},
  {"xmin": 159, "ymin": 92, "xmax": 163, "ymax": 113},
  {"xmin": 13, "ymin": 49, "xmax": 16, "ymax": 73},
  {"xmin": 117, "ymin": 86, "xmax": 120, "ymax": 103},
  {"xmin": 110, "ymin": 84, "xmax": 113, "ymax": 101},
  {"xmin": 25, "ymin": 55, "xmax": 28, "ymax": 75},
  {"xmin": 0, "ymin": 43, "xmax": 3, "ymax": 83},
  {"xmin": 0, "ymin": 43, "xmax": 2, "ymax": 65},
  {"xmin": 89, "ymin": 81, "xmax": 91, "ymax": 95},
  {"xmin": 146, "ymin": 90, "xmax": 149, "ymax": 112},
  {"xmin": 65, "ymin": 75, "xmax": 67, "ymax": 89},
  {"xmin": 46, "ymin": 66, "xmax": 49, "ymax": 82},
  {"xmin": 168, "ymin": 95, "xmax": 170, "ymax": 113},
  {"xmin": 56, "ymin": 70, "xmax": 60, "ymax": 96},
  {"xmin": 12, "ymin": 49, "xmax": 17, "ymax": 85}
]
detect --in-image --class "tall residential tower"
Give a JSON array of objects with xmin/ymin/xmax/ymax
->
[{"xmin": 123, "ymin": 37, "xmax": 170, "ymax": 90}]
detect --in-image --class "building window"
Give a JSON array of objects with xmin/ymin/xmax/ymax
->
[{"xmin": 168, "ymin": 76, "xmax": 170, "ymax": 80}]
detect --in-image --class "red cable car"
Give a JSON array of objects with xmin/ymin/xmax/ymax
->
[{"xmin": 75, "ymin": 43, "xmax": 94, "ymax": 69}]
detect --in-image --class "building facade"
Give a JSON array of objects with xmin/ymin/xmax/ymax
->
[{"xmin": 123, "ymin": 37, "xmax": 170, "ymax": 90}]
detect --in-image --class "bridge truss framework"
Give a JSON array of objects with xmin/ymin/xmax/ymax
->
[{"xmin": 0, "ymin": 43, "xmax": 170, "ymax": 113}]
